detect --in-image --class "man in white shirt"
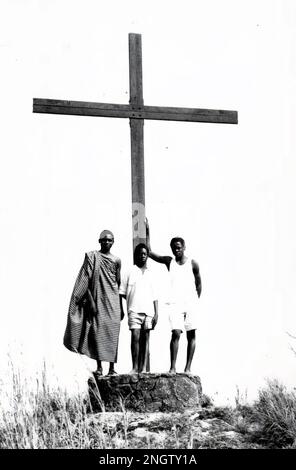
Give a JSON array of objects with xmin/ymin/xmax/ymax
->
[{"xmin": 120, "ymin": 243, "xmax": 158, "ymax": 373}]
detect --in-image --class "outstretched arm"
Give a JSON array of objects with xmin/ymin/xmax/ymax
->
[
  {"xmin": 145, "ymin": 218, "xmax": 172, "ymax": 270},
  {"xmin": 192, "ymin": 259, "xmax": 202, "ymax": 298}
]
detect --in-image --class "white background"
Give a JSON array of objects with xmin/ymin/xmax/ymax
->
[{"xmin": 0, "ymin": 0, "xmax": 296, "ymax": 404}]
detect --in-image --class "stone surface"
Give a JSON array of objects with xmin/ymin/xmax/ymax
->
[
  {"xmin": 88, "ymin": 372, "xmax": 202, "ymax": 412},
  {"xmin": 86, "ymin": 408, "xmax": 265, "ymax": 448}
]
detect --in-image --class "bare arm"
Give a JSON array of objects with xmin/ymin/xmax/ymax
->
[
  {"xmin": 116, "ymin": 258, "xmax": 121, "ymax": 287},
  {"xmin": 119, "ymin": 294, "xmax": 126, "ymax": 320},
  {"xmin": 151, "ymin": 300, "xmax": 159, "ymax": 329},
  {"xmin": 192, "ymin": 259, "xmax": 202, "ymax": 298},
  {"xmin": 146, "ymin": 218, "xmax": 172, "ymax": 270}
]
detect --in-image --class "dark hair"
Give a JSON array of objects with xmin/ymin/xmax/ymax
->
[
  {"xmin": 170, "ymin": 237, "xmax": 185, "ymax": 249},
  {"xmin": 133, "ymin": 243, "xmax": 149, "ymax": 262}
]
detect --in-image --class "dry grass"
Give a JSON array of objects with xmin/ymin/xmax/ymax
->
[
  {"xmin": 0, "ymin": 362, "xmax": 122, "ymax": 449},
  {"xmin": 0, "ymin": 361, "xmax": 295, "ymax": 449},
  {"xmin": 252, "ymin": 379, "xmax": 296, "ymax": 448}
]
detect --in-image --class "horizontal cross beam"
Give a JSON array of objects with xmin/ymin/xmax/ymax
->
[{"xmin": 33, "ymin": 98, "xmax": 238, "ymax": 124}]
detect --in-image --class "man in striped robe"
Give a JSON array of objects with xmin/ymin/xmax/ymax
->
[{"xmin": 63, "ymin": 230, "xmax": 124, "ymax": 376}]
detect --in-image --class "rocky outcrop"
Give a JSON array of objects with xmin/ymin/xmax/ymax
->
[
  {"xmin": 88, "ymin": 372, "xmax": 202, "ymax": 412},
  {"xmin": 86, "ymin": 408, "xmax": 264, "ymax": 449}
]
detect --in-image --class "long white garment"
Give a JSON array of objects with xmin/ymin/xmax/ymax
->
[{"xmin": 169, "ymin": 258, "xmax": 198, "ymax": 311}]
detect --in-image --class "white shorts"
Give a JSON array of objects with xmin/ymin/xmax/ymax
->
[
  {"xmin": 169, "ymin": 304, "xmax": 197, "ymax": 332},
  {"xmin": 128, "ymin": 311, "xmax": 153, "ymax": 330}
]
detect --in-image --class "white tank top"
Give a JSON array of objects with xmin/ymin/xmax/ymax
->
[{"xmin": 169, "ymin": 258, "xmax": 197, "ymax": 306}]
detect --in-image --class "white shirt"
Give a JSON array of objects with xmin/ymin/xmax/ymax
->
[{"xmin": 119, "ymin": 264, "xmax": 157, "ymax": 317}]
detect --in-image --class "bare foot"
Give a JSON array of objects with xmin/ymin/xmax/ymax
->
[
  {"xmin": 129, "ymin": 369, "xmax": 139, "ymax": 375},
  {"xmin": 184, "ymin": 369, "xmax": 193, "ymax": 375},
  {"xmin": 168, "ymin": 368, "xmax": 176, "ymax": 375},
  {"xmin": 93, "ymin": 368, "xmax": 103, "ymax": 377}
]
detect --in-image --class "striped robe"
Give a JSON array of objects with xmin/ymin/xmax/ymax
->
[{"xmin": 63, "ymin": 251, "xmax": 121, "ymax": 362}]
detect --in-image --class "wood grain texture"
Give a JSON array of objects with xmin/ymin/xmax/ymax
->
[
  {"xmin": 33, "ymin": 99, "xmax": 237, "ymax": 124},
  {"xmin": 129, "ymin": 33, "xmax": 143, "ymax": 106}
]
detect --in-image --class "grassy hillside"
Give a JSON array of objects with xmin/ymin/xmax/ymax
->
[{"xmin": 0, "ymin": 364, "xmax": 295, "ymax": 449}]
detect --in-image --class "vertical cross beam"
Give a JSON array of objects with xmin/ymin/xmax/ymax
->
[
  {"xmin": 129, "ymin": 33, "xmax": 146, "ymax": 253},
  {"xmin": 129, "ymin": 34, "xmax": 149, "ymax": 372}
]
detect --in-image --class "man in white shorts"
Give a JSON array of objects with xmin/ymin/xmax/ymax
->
[
  {"xmin": 120, "ymin": 243, "xmax": 158, "ymax": 374},
  {"xmin": 146, "ymin": 220, "xmax": 202, "ymax": 374}
]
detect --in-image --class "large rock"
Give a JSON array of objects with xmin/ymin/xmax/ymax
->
[{"xmin": 88, "ymin": 372, "xmax": 202, "ymax": 412}]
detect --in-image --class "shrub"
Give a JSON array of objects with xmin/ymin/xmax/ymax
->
[{"xmin": 253, "ymin": 379, "xmax": 296, "ymax": 448}]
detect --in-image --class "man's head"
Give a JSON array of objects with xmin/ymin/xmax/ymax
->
[
  {"xmin": 134, "ymin": 243, "xmax": 149, "ymax": 267},
  {"xmin": 99, "ymin": 230, "xmax": 114, "ymax": 254},
  {"xmin": 170, "ymin": 237, "xmax": 186, "ymax": 260}
]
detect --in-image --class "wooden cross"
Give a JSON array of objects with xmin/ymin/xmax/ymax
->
[
  {"xmin": 33, "ymin": 33, "xmax": 237, "ymax": 373},
  {"xmin": 33, "ymin": 33, "xmax": 237, "ymax": 252}
]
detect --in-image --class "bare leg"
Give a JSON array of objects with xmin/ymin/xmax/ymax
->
[
  {"xmin": 138, "ymin": 328, "xmax": 145, "ymax": 372},
  {"xmin": 140, "ymin": 330, "xmax": 150, "ymax": 372},
  {"xmin": 96, "ymin": 360, "xmax": 103, "ymax": 375},
  {"xmin": 130, "ymin": 329, "xmax": 141, "ymax": 373},
  {"xmin": 184, "ymin": 329, "xmax": 196, "ymax": 373},
  {"xmin": 108, "ymin": 362, "xmax": 118, "ymax": 375},
  {"xmin": 169, "ymin": 329, "xmax": 182, "ymax": 373},
  {"xmin": 138, "ymin": 328, "xmax": 150, "ymax": 372}
]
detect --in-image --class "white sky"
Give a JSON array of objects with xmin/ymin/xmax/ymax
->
[{"xmin": 0, "ymin": 0, "xmax": 296, "ymax": 404}]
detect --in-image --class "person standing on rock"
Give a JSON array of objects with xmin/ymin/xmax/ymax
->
[
  {"xmin": 119, "ymin": 243, "xmax": 158, "ymax": 374},
  {"xmin": 63, "ymin": 230, "xmax": 124, "ymax": 377},
  {"xmin": 146, "ymin": 219, "xmax": 202, "ymax": 374}
]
